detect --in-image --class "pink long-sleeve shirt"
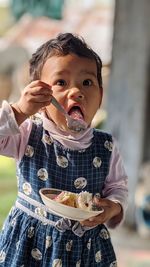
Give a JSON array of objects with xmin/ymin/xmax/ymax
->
[{"xmin": 0, "ymin": 101, "xmax": 128, "ymax": 227}]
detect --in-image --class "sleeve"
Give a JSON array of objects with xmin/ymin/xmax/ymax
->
[
  {"xmin": 0, "ymin": 100, "xmax": 32, "ymax": 160},
  {"xmin": 102, "ymin": 137, "xmax": 128, "ymax": 228}
]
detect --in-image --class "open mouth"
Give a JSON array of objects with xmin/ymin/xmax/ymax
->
[{"xmin": 68, "ymin": 106, "xmax": 84, "ymax": 121}]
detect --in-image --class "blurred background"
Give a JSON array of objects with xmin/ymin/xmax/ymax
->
[{"xmin": 0, "ymin": 0, "xmax": 150, "ymax": 266}]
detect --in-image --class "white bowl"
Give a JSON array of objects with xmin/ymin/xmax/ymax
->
[{"xmin": 39, "ymin": 188, "xmax": 103, "ymax": 221}]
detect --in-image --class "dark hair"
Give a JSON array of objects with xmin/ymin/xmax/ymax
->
[{"xmin": 29, "ymin": 32, "xmax": 103, "ymax": 87}]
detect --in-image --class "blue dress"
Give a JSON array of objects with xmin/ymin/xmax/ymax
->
[{"xmin": 0, "ymin": 121, "xmax": 117, "ymax": 267}]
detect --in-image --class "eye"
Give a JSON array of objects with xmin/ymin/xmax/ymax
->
[
  {"xmin": 56, "ymin": 79, "xmax": 66, "ymax": 86},
  {"xmin": 83, "ymin": 79, "xmax": 93, "ymax": 86}
]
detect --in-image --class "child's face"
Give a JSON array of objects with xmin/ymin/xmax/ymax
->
[{"xmin": 41, "ymin": 53, "xmax": 102, "ymax": 132}]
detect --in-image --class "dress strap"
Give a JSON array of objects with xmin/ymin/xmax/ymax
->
[
  {"xmin": 16, "ymin": 200, "xmax": 55, "ymax": 226},
  {"xmin": 18, "ymin": 191, "xmax": 52, "ymax": 212}
]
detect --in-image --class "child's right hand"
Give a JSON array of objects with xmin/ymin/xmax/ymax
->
[
  {"xmin": 15, "ymin": 80, "xmax": 52, "ymax": 115},
  {"xmin": 11, "ymin": 80, "xmax": 52, "ymax": 124}
]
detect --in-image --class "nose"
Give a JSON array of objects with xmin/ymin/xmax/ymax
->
[{"xmin": 68, "ymin": 87, "xmax": 84, "ymax": 101}]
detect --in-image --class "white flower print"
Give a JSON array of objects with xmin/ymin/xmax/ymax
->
[
  {"xmin": 56, "ymin": 156, "xmax": 68, "ymax": 168},
  {"xmin": 66, "ymin": 240, "xmax": 73, "ymax": 251},
  {"xmin": 104, "ymin": 140, "xmax": 113, "ymax": 152},
  {"xmin": 42, "ymin": 134, "xmax": 53, "ymax": 145},
  {"xmin": 0, "ymin": 250, "xmax": 6, "ymax": 263},
  {"xmin": 87, "ymin": 238, "xmax": 91, "ymax": 250},
  {"xmin": 93, "ymin": 157, "xmax": 102, "ymax": 168},
  {"xmin": 25, "ymin": 145, "xmax": 34, "ymax": 157},
  {"xmin": 74, "ymin": 177, "xmax": 87, "ymax": 189},
  {"xmin": 110, "ymin": 261, "xmax": 118, "ymax": 267},
  {"xmin": 27, "ymin": 227, "xmax": 35, "ymax": 238},
  {"xmin": 52, "ymin": 258, "xmax": 62, "ymax": 267},
  {"xmin": 99, "ymin": 228, "xmax": 110, "ymax": 239},
  {"xmin": 95, "ymin": 250, "xmax": 102, "ymax": 263},
  {"xmin": 16, "ymin": 240, "xmax": 20, "ymax": 250},
  {"xmin": 11, "ymin": 217, "xmax": 17, "ymax": 227},
  {"xmin": 37, "ymin": 168, "xmax": 48, "ymax": 181},
  {"xmin": 78, "ymin": 149, "xmax": 85, "ymax": 153},
  {"xmin": 31, "ymin": 248, "xmax": 42, "ymax": 261},
  {"xmin": 42, "ymin": 221, "xmax": 48, "ymax": 226},
  {"xmin": 35, "ymin": 207, "xmax": 47, "ymax": 218},
  {"xmin": 46, "ymin": 236, "xmax": 52, "ymax": 249},
  {"xmin": 31, "ymin": 115, "xmax": 42, "ymax": 125},
  {"xmin": 76, "ymin": 260, "xmax": 81, "ymax": 267},
  {"xmin": 22, "ymin": 182, "xmax": 32, "ymax": 195}
]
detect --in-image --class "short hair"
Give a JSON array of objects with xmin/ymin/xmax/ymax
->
[{"xmin": 29, "ymin": 32, "xmax": 103, "ymax": 87}]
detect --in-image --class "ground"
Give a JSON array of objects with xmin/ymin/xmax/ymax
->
[{"xmin": 111, "ymin": 226, "xmax": 150, "ymax": 267}]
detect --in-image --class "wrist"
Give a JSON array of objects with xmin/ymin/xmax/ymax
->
[
  {"xmin": 11, "ymin": 103, "xmax": 29, "ymax": 125},
  {"xmin": 12, "ymin": 103, "xmax": 28, "ymax": 116},
  {"xmin": 113, "ymin": 201, "xmax": 122, "ymax": 216}
]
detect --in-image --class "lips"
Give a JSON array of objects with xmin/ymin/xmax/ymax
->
[{"xmin": 68, "ymin": 106, "xmax": 84, "ymax": 120}]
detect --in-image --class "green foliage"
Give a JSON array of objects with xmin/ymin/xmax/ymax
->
[
  {"xmin": 0, "ymin": 156, "xmax": 17, "ymax": 229},
  {"xmin": 0, "ymin": 6, "xmax": 13, "ymax": 36}
]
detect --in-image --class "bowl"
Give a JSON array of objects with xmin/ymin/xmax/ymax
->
[{"xmin": 39, "ymin": 188, "xmax": 103, "ymax": 221}]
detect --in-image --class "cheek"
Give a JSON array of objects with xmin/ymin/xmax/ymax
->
[
  {"xmin": 89, "ymin": 89, "xmax": 102, "ymax": 108},
  {"xmin": 87, "ymin": 91, "xmax": 102, "ymax": 121},
  {"xmin": 94, "ymin": 88, "xmax": 103, "ymax": 108},
  {"xmin": 51, "ymin": 87, "xmax": 66, "ymax": 102},
  {"xmin": 99, "ymin": 88, "xmax": 103, "ymax": 106}
]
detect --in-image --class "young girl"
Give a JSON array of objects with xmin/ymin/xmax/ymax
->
[{"xmin": 0, "ymin": 33, "xmax": 128, "ymax": 267}]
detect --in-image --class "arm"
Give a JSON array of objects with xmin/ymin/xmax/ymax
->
[
  {"xmin": 0, "ymin": 80, "xmax": 52, "ymax": 160},
  {"xmin": 102, "ymin": 138, "xmax": 128, "ymax": 228},
  {"xmin": 81, "ymin": 138, "xmax": 128, "ymax": 228},
  {"xmin": 0, "ymin": 101, "xmax": 32, "ymax": 160}
]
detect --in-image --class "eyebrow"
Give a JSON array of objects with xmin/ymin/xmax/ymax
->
[
  {"xmin": 52, "ymin": 70, "xmax": 70, "ymax": 76},
  {"xmin": 53, "ymin": 70, "xmax": 97, "ymax": 78},
  {"xmin": 80, "ymin": 70, "xmax": 97, "ymax": 78}
]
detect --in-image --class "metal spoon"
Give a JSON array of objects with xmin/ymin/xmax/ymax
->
[{"xmin": 51, "ymin": 96, "xmax": 87, "ymax": 132}]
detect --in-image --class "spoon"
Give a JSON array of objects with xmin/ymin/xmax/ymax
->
[{"xmin": 51, "ymin": 96, "xmax": 87, "ymax": 132}]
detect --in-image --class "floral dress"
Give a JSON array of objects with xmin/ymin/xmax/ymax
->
[{"xmin": 0, "ymin": 121, "xmax": 117, "ymax": 267}]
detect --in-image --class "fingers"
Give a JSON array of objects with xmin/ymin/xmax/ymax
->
[
  {"xmin": 25, "ymin": 80, "xmax": 52, "ymax": 97},
  {"xmin": 17, "ymin": 80, "xmax": 53, "ymax": 116},
  {"xmin": 80, "ymin": 213, "xmax": 105, "ymax": 227},
  {"xmin": 30, "ymin": 81, "xmax": 52, "ymax": 107},
  {"xmin": 93, "ymin": 196, "xmax": 110, "ymax": 207},
  {"xmin": 24, "ymin": 90, "xmax": 52, "ymax": 103},
  {"xmin": 80, "ymin": 199, "xmax": 122, "ymax": 227},
  {"xmin": 81, "ymin": 199, "xmax": 111, "ymax": 227},
  {"xmin": 29, "ymin": 80, "xmax": 52, "ymax": 90}
]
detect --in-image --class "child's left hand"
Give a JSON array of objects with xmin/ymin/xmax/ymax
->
[{"xmin": 80, "ymin": 197, "xmax": 122, "ymax": 227}]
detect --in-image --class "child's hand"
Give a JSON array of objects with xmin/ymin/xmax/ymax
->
[
  {"xmin": 80, "ymin": 197, "xmax": 122, "ymax": 227},
  {"xmin": 15, "ymin": 80, "xmax": 52, "ymax": 115}
]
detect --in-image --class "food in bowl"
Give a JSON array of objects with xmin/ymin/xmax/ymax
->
[{"xmin": 54, "ymin": 191, "xmax": 93, "ymax": 211}]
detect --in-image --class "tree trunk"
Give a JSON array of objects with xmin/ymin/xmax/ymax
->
[{"xmin": 105, "ymin": 0, "xmax": 150, "ymax": 226}]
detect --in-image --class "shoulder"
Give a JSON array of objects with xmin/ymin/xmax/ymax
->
[
  {"xmin": 28, "ymin": 115, "xmax": 44, "ymax": 142},
  {"xmin": 93, "ymin": 128, "xmax": 113, "ymax": 142},
  {"xmin": 92, "ymin": 129, "xmax": 113, "ymax": 153}
]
